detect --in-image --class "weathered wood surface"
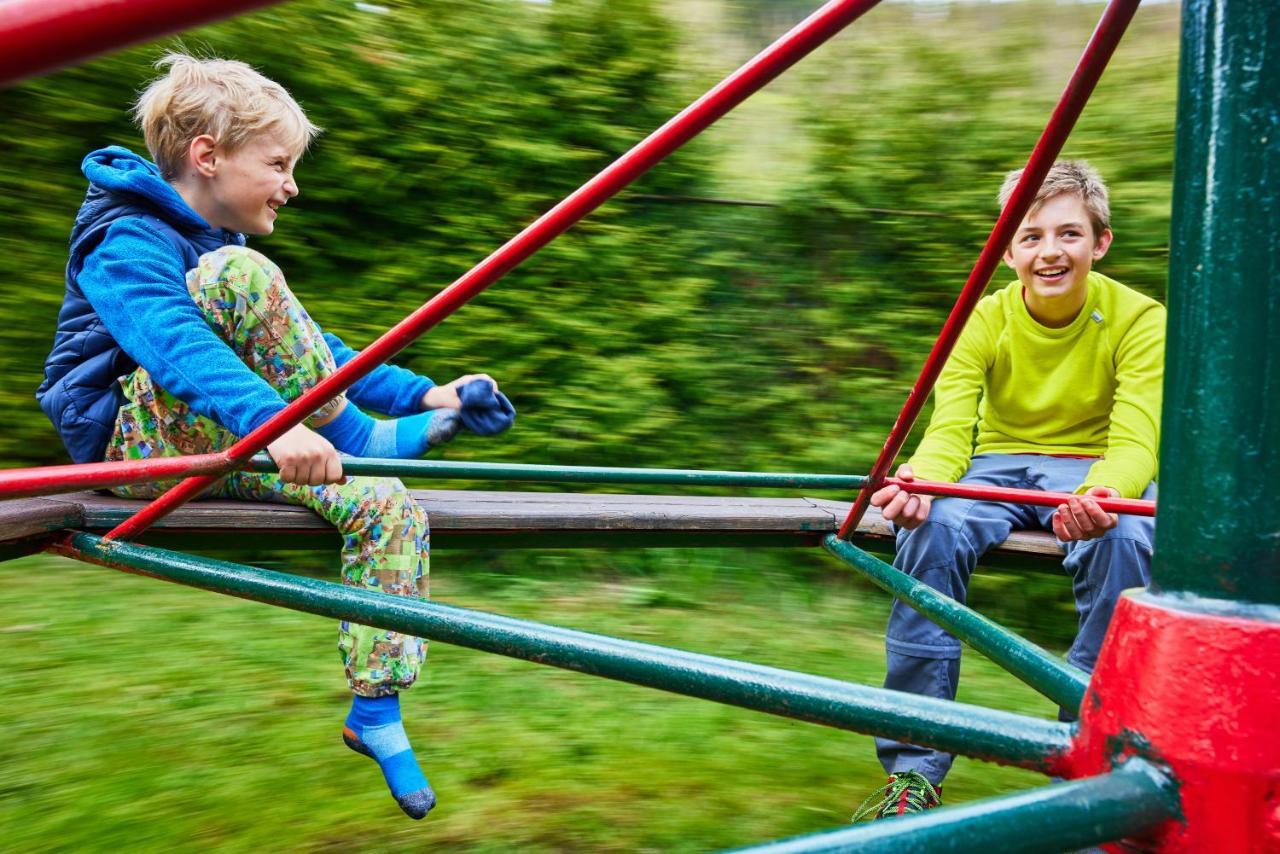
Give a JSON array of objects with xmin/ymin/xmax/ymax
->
[
  {"xmin": 2, "ymin": 490, "xmax": 1064, "ymax": 558},
  {"xmin": 0, "ymin": 496, "xmax": 85, "ymax": 541}
]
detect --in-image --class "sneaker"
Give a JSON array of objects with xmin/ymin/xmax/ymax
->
[{"xmin": 852, "ymin": 770, "xmax": 942, "ymax": 821}]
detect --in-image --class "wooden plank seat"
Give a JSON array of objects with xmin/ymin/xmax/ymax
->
[{"xmin": 1, "ymin": 490, "xmax": 1064, "ymax": 565}]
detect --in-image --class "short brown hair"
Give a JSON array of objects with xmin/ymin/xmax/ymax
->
[
  {"xmin": 998, "ymin": 160, "xmax": 1110, "ymax": 237},
  {"xmin": 134, "ymin": 53, "xmax": 321, "ymax": 180}
]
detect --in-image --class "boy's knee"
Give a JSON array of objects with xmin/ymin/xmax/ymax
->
[
  {"xmin": 191, "ymin": 245, "xmax": 284, "ymax": 297},
  {"xmin": 1112, "ymin": 513, "xmax": 1155, "ymax": 546},
  {"xmin": 926, "ymin": 497, "xmax": 977, "ymax": 529},
  {"xmin": 896, "ymin": 517, "xmax": 974, "ymax": 569},
  {"xmin": 1066, "ymin": 529, "xmax": 1152, "ymax": 590},
  {"xmin": 369, "ymin": 478, "xmax": 429, "ymax": 533}
]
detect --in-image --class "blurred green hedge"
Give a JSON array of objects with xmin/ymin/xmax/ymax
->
[{"xmin": 0, "ymin": 0, "xmax": 1179, "ymax": 474}]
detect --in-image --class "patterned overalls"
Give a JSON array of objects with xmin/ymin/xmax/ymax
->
[{"xmin": 106, "ymin": 246, "xmax": 428, "ymax": 697}]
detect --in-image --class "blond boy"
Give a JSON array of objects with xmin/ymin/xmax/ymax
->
[{"xmin": 37, "ymin": 55, "xmax": 513, "ymax": 819}]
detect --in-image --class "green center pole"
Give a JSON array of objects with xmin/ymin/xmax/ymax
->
[{"xmin": 1155, "ymin": 0, "xmax": 1280, "ymax": 607}]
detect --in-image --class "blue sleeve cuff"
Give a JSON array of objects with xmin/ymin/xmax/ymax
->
[{"xmin": 323, "ymin": 332, "xmax": 435, "ymax": 416}]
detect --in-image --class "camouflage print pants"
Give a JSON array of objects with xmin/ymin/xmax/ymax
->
[{"xmin": 105, "ymin": 245, "xmax": 428, "ymax": 697}]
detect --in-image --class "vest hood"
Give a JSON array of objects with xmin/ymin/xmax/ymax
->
[{"xmin": 74, "ymin": 147, "xmax": 241, "ymax": 256}]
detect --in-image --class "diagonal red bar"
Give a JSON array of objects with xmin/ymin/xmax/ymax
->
[
  {"xmin": 836, "ymin": 0, "xmax": 1143, "ymax": 540},
  {"xmin": 103, "ymin": 0, "xmax": 887, "ymax": 542},
  {"xmin": 0, "ymin": 0, "xmax": 285, "ymax": 88}
]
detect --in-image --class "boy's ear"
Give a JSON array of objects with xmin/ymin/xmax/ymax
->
[
  {"xmin": 1092, "ymin": 227, "xmax": 1114, "ymax": 260},
  {"xmin": 188, "ymin": 135, "xmax": 219, "ymax": 178},
  {"xmin": 1002, "ymin": 246, "xmax": 1015, "ymax": 268}
]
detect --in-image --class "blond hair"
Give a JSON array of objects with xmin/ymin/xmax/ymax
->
[
  {"xmin": 134, "ymin": 53, "xmax": 321, "ymax": 179},
  {"xmin": 997, "ymin": 160, "xmax": 1110, "ymax": 237}
]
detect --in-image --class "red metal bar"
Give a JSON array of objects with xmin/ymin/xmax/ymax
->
[
  {"xmin": 0, "ymin": 453, "xmax": 231, "ymax": 501},
  {"xmin": 0, "ymin": 0, "xmax": 285, "ymax": 88},
  {"xmin": 102, "ymin": 0, "xmax": 886, "ymax": 542},
  {"xmin": 885, "ymin": 477, "xmax": 1155, "ymax": 518},
  {"xmin": 836, "ymin": 0, "xmax": 1142, "ymax": 540}
]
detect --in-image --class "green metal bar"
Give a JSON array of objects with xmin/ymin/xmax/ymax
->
[
  {"xmin": 54, "ymin": 532, "xmax": 1073, "ymax": 773},
  {"xmin": 823, "ymin": 536, "xmax": 1088, "ymax": 712},
  {"xmin": 1156, "ymin": 0, "xmax": 1280, "ymax": 606},
  {"xmin": 246, "ymin": 454, "xmax": 868, "ymax": 490},
  {"xmin": 729, "ymin": 757, "xmax": 1177, "ymax": 853}
]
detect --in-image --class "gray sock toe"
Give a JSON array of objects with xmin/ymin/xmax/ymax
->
[
  {"xmin": 426, "ymin": 409, "xmax": 461, "ymax": 447},
  {"xmin": 397, "ymin": 786, "xmax": 437, "ymax": 820}
]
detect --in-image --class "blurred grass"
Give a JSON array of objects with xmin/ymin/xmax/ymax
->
[{"xmin": 0, "ymin": 549, "xmax": 1066, "ymax": 851}]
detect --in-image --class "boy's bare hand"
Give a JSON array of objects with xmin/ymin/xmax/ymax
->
[
  {"xmin": 1052, "ymin": 486, "xmax": 1119, "ymax": 542},
  {"xmin": 870, "ymin": 464, "xmax": 933, "ymax": 529},
  {"xmin": 267, "ymin": 424, "xmax": 344, "ymax": 486},
  {"xmin": 422, "ymin": 373, "xmax": 497, "ymax": 410}
]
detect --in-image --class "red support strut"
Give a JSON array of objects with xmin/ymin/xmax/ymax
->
[
  {"xmin": 0, "ymin": 0, "xmax": 285, "ymax": 88},
  {"xmin": 836, "ymin": 0, "xmax": 1142, "ymax": 540},
  {"xmin": 101, "ymin": 0, "xmax": 887, "ymax": 542}
]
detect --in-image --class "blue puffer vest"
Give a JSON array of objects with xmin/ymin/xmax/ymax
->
[{"xmin": 36, "ymin": 148, "xmax": 240, "ymax": 463}]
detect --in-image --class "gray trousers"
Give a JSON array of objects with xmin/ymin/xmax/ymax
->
[{"xmin": 875, "ymin": 454, "xmax": 1156, "ymax": 786}]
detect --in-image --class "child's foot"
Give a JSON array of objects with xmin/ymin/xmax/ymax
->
[
  {"xmin": 316, "ymin": 402, "xmax": 460, "ymax": 459},
  {"xmin": 343, "ymin": 693, "xmax": 436, "ymax": 819},
  {"xmin": 851, "ymin": 770, "xmax": 941, "ymax": 821}
]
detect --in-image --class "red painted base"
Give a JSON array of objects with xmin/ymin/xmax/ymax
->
[{"xmin": 1067, "ymin": 591, "xmax": 1280, "ymax": 851}]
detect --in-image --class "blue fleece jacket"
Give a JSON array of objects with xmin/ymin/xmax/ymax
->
[{"xmin": 37, "ymin": 147, "xmax": 433, "ymax": 463}]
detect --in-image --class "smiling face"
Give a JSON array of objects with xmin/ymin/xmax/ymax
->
[
  {"xmin": 203, "ymin": 133, "xmax": 300, "ymax": 235},
  {"xmin": 1003, "ymin": 192, "xmax": 1113, "ymax": 327}
]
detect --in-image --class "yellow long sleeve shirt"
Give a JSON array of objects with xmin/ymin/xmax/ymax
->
[{"xmin": 908, "ymin": 272, "xmax": 1166, "ymax": 499}]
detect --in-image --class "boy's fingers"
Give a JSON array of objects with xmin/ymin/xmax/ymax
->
[
  {"xmin": 325, "ymin": 453, "xmax": 344, "ymax": 484},
  {"xmin": 1056, "ymin": 505, "xmax": 1081, "ymax": 540},
  {"xmin": 902, "ymin": 495, "xmax": 919, "ymax": 520},
  {"xmin": 454, "ymin": 373, "xmax": 495, "ymax": 390},
  {"xmin": 914, "ymin": 495, "xmax": 932, "ymax": 524},
  {"xmin": 884, "ymin": 489, "xmax": 911, "ymax": 520},
  {"xmin": 1068, "ymin": 498, "xmax": 1094, "ymax": 532},
  {"xmin": 869, "ymin": 484, "xmax": 898, "ymax": 508},
  {"xmin": 1084, "ymin": 500, "xmax": 1118, "ymax": 530}
]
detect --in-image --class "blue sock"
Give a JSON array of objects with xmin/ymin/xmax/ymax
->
[
  {"xmin": 343, "ymin": 694, "xmax": 436, "ymax": 820},
  {"xmin": 314, "ymin": 402, "xmax": 375, "ymax": 455},
  {"xmin": 316, "ymin": 404, "xmax": 460, "ymax": 459},
  {"xmin": 363, "ymin": 408, "xmax": 460, "ymax": 458}
]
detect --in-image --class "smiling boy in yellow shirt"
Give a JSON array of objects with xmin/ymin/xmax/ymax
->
[{"xmin": 858, "ymin": 161, "xmax": 1165, "ymax": 819}]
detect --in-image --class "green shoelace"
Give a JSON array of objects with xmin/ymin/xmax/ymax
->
[{"xmin": 851, "ymin": 770, "xmax": 941, "ymax": 822}]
